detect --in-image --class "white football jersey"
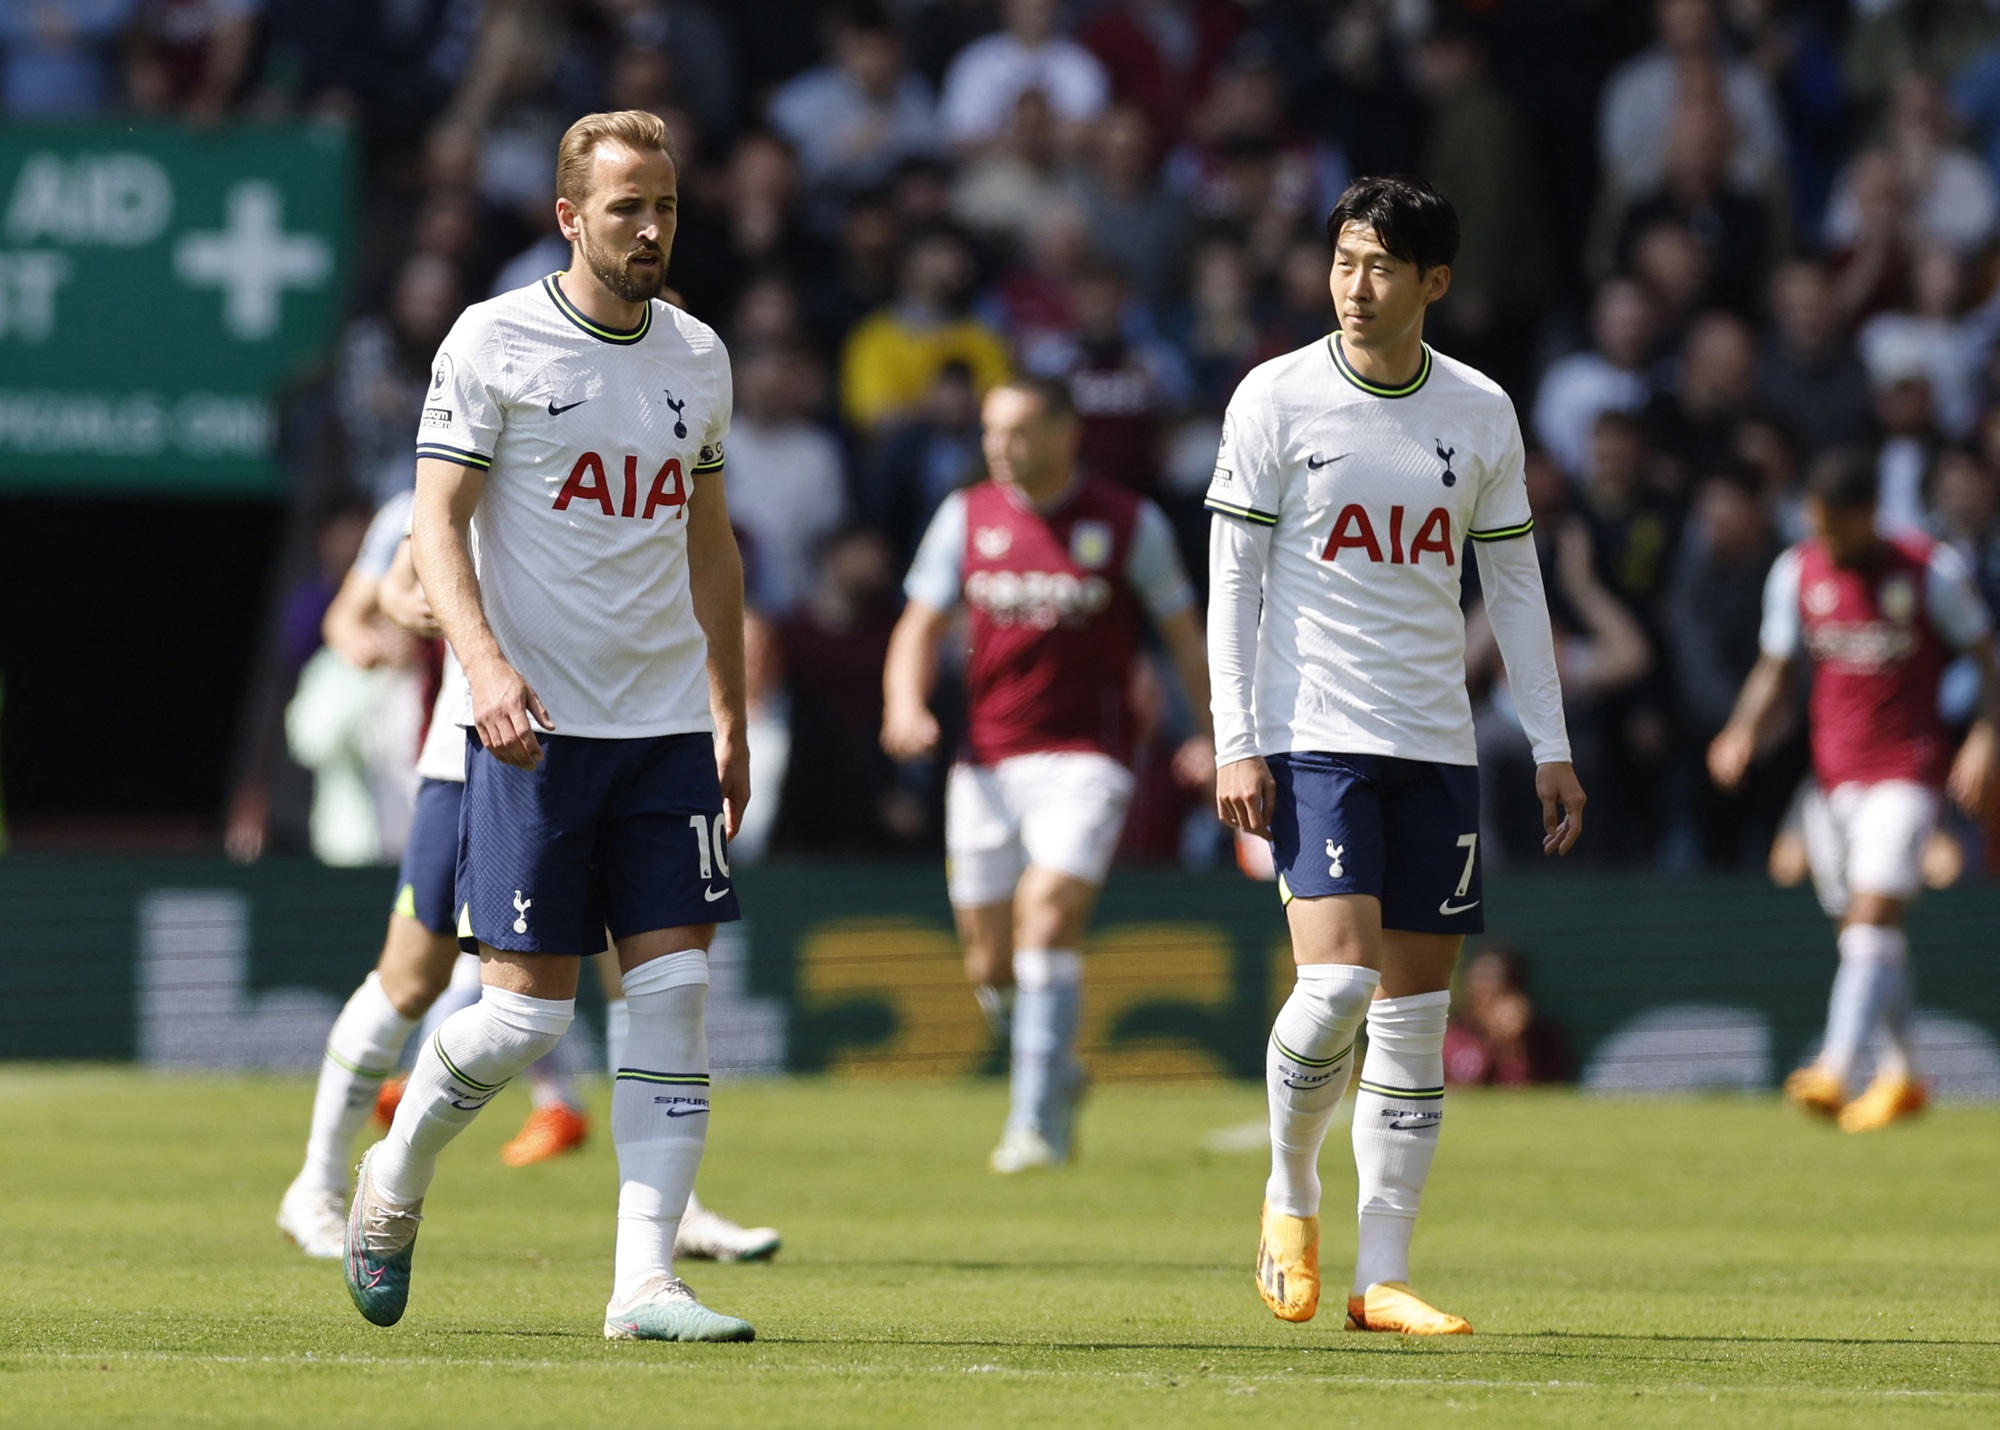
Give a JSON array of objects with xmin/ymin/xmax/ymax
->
[
  {"xmin": 414, "ymin": 647, "xmax": 470, "ymax": 783},
  {"xmin": 1206, "ymin": 335, "xmax": 1535, "ymax": 766},
  {"xmin": 418, "ymin": 274, "xmax": 730, "ymax": 740}
]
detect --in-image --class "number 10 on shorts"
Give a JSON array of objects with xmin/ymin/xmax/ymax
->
[{"xmin": 689, "ymin": 813, "xmax": 731, "ymax": 880}]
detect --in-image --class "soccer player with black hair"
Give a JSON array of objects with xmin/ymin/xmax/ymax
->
[
  {"xmin": 1711, "ymin": 448, "xmax": 1999, "ymax": 1133},
  {"xmin": 1208, "ymin": 176, "xmax": 1584, "ymax": 1335}
]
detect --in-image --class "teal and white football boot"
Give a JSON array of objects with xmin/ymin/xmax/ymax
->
[
  {"xmin": 343, "ymin": 1143, "xmax": 423, "ymax": 1326},
  {"xmin": 603, "ymin": 1276, "xmax": 755, "ymax": 1342}
]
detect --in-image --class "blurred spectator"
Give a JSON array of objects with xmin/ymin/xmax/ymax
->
[
  {"xmin": 1665, "ymin": 461, "xmax": 1787, "ymax": 865},
  {"xmin": 1858, "ymin": 244, "xmax": 1980, "ymax": 438},
  {"xmin": 1727, "ymin": 0, "xmax": 1848, "ymax": 237},
  {"xmin": 1734, "ymin": 411, "xmax": 1809, "ymax": 540},
  {"xmin": 861, "ymin": 361, "xmax": 985, "ymax": 563},
  {"xmin": 245, "ymin": 0, "xmax": 376, "ymax": 118},
  {"xmin": 729, "ymin": 272, "xmax": 812, "ymax": 354},
  {"xmin": 726, "ymin": 346, "xmax": 848, "ymax": 614},
  {"xmin": 1758, "ymin": 259, "xmax": 1875, "ymax": 457},
  {"xmin": 1579, "ymin": 411, "xmax": 1680, "ymax": 621},
  {"xmin": 1, "ymin": 0, "xmax": 133, "ymax": 114},
  {"xmin": 990, "ymin": 200, "xmax": 1091, "ymax": 374},
  {"xmin": 1613, "ymin": 90, "xmax": 1777, "ymax": 317},
  {"xmin": 1930, "ymin": 445, "xmax": 2000, "ymax": 615},
  {"xmin": 841, "ymin": 228, "xmax": 1011, "ymax": 432},
  {"xmin": 1413, "ymin": 15, "xmax": 1550, "ymax": 395},
  {"xmin": 1870, "ymin": 357, "xmax": 1943, "ymax": 538},
  {"xmin": 1844, "ymin": 0, "xmax": 1996, "ymax": 124},
  {"xmin": 939, "ymin": 0, "xmax": 1109, "ymax": 150},
  {"xmin": 1443, "ymin": 947, "xmax": 1569, "ymax": 1086},
  {"xmin": 1313, "ymin": 0, "xmax": 1423, "ymax": 180},
  {"xmin": 334, "ymin": 254, "xmax": 461, "ymax": 506},
  {"xmin": 1255, "ymin": 238, "xmax": 1337, "ymax": 359},
  {"xmin": 1061, "ymin": 260, "xmax": 1191, "ymax": 496},
  {"xmin": 668, "ymin": 130, "xmax": 830, "ymax": 330},
  {"xmin": 951, "ymin": 87, "xmax": 1075, "ymax": 247},
  {"xmin": 803, "ymin": 188, "xmax": 904, "ymax": 356},
  {"xmin": 1599, "ymin": 0, "xmax": 1784, "ymax": 199},
  {"xmin": 1645, "ymin": 310, "xmax": 1759, "ymax": 489},
  {"xmin": 598, "ymin": 0, "xmax": 737, "ymax": 144},
  {"xmin": 1826, "ymin": 74, "xmax": 1998, "ymax": 259},
  {"xmin": 127, "ymin": 0, "xmax": 263, "ymax": 121},
  {"xmin": 1625, "ymin": 217, "xmax": 1711, "ymax": 351},
  {"xmin": 732, "ymin": 609, "xmax": 791, "ymax": 864},
  {"xmin": 769, "ymin": 1, "xmax": 941, "ymax": 217},
  {"xmin": 1534, "ymin": 278, "xmax": 1658, "ymax": 481},
  {"xmin": 1069, "ymin": 104, "xmax": 1192, "ymax": 311},
  {"xmin": 1172, "ymin": 238, "xmax": 1260, "ymax": 410},
  {"xmin": 774, "ymin": 528, "xmax": 917, "ymax": 851},
  {"xmin": 1470, "ymin": 456, "xmax": 1652, "ymax": 864},
  {"xmin": 905, "ymin": 0, "xmax": 1002, "ymax": 92},
  {"xmin": 1114, "ymin": 654, "xmax": 1210, "ymax": 864},
  {"xmin": 1078, "ymin": 0, "xmax": 1243, "ymax": 146}
]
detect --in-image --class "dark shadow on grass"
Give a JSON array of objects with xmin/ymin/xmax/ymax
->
[{"xmin": 1514, "ymin": 1330, "xmax": 2000, "ymax": 1349}]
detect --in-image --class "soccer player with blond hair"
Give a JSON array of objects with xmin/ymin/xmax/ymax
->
[
  {"xmin": 1209, "ymin": 177, "xmax": 1583, "ymax": 1335},
  {"xmin": 342, "ymin": 109, "xmax": 756, "ymax": 1342}
]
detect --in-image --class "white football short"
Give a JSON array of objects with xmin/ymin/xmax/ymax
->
[
  {"xmin": 1801, "ymin": 779, "xmax": 1939, "ymax": 917},
  {"xmin": 945, "ymin": 751, "xmax": 1136, "ymax": 907}
]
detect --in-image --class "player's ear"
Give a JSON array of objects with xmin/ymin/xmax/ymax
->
[
  {"xmin": 1423, "ymin": 263, "xmax": 1452, "ymax": 306},
  {"xmin": 555, "ymin": 196, "xmax": 582, "ymax": 244}
]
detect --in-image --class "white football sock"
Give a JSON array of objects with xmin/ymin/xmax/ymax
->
[
  {"xmin": 612, "ymin": 950, "xmax": 711, "ymax": 1304},
  {"xmin": 1351, "ymin": 990, "xmax": 1449, "ymax": 1294},
  {"xmin": 605, "ymin": 996, "xmax": 629, "ymax": 1078},
  {"xmin": 300, "ymin": 972, "xmax": 416, "ymax": 1191},
  {"xmin": 1007, "ymin": 949, "xmax": 1082, "ymax": 1140},
  {"xmin": 1265, "ymin": 964, "xmax": 1379, "ymax": 1218},
  {"xmin": 372, "ymin": 984, "xmax": 573, "ymax": 1207},
  {"xmin": 1821, "ymin": 924, "xmax": 1907, "ymax": 1086},
  {"xmin": 414, "ymin": 952, "xmax": 484, "ymax": 1050}
]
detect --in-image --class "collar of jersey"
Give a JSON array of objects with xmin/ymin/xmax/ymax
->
[
  {"xmin": 1328, "ymin": 332, "xmax": 1431, "ymax": 398},
  {"xmin": 543, "ymin": 273, "xmax": 651, "ymax": 345}
]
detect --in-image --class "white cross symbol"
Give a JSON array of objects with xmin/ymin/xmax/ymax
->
[{"xmin": 173, "ymin": 181, "xmax": 331, "ymax": 340}]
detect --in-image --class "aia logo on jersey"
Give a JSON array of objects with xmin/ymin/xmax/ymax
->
[
  {"xmin": 553, "ymin": 451, "xmax": 687, "ymax": 520},
  {"xmin": 1321, "ymin": 504, "xmax": 1455, "ymax": 566}
]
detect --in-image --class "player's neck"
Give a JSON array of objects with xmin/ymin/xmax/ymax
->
[
  {"xmin": 557, "ymin": 266, "xmax": 649, "ymax": 333},
  {"xmin": 1007, "ymin": 465, "xmax": 1080, "ymax": 512},
  {"xmin": 1338, "ymin": 325, "xmax": 1427, "ymax": 390}
]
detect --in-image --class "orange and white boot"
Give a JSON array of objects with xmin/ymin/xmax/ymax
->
[
  {"xmin": 372, "ymin": 1075, "xmax": 406, "ymax": 1130},
  {"xmin": 1254, "ymin": 1202, "xmax": 1320, "ymax": 1322},
  {"xmin": 1782, "ymin": 1065, "xmax": 1847, "ymax": 1119},
  {"xmin": 1345, "ymin": 1281, "xmax": 1472, "ymax": 1335},
  {"xmin": 500, "ymin": 1103, "xmax": 590, "ymax": 1166},
  {"xmin": 1837, "ymin": 1073, "xmax": 1927, "ymax": 1133}
]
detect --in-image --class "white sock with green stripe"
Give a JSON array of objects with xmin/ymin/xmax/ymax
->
[
  {"xmin": 300, "ymin": 972, "xmax": 416, "ymax": 1191},
  {"xmin": 371, "ymin": 985, "xmax": 574, "ymax": 1207},
  {"xmin": 612, "ymin": 950, "xmax": 711, "ymax": 1304},
  {"xmin": 1351, "ymin": 990, "xmax": 1450, "ymax": 1293},
  {"xmin": 1266, "ymin": 964, "xmax": 1380, "ymax": 1217}
]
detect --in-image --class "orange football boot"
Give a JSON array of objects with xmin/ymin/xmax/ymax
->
[
  {"xmin": 372, "ymin": 1075, "xmax": 406, "ymax": 1129},
  {"xmin": 1345, "ymin": 1281, "xmax": 1473, "ymax": 1335},
  {"xmin": 1783, "ymin": 1065, "xmax": 1847, "ymax": 1119},
  {"xmin": 500, "ymin": 1103, "xmax": 590, "ymax": 1166},
  {"xmin": 1255, "ymin": 1202, "xmax": 1320, "ymax": 1322},
  {"xmin": 1838, "ymin": 1073, "xmax": 1928, "ymax": 1133}
]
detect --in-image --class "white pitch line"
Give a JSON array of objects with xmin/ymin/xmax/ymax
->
[{"xmin": 9, "ymin": 1350, "xmax": 1997, "ymax": 1399}]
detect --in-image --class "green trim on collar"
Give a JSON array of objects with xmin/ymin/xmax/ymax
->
[
  {"xmin": 1328, "ymin": 332, "xmax": 1431, "ymax": 398},
  {"xmin": 543, "ymin": 273, "xmax": 651, "ymax": 345}
]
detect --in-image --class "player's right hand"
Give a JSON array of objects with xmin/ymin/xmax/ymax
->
[
  {"xmin": 469, "ymin": 657, "xmax": 554, "ymax": 770},
  {"xmin": 1706, "ymin": 724, "xmax": 1754, "ymax": 792},
  {"xmin": 1216, "ymin": 756, "xmax": 1275, "ymax": 841},
  {"xmin": 881, "ymin": 701, "xmax": 940, "ymax": 761}
]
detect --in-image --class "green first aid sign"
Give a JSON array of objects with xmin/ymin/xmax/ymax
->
[{"xmin": 0, "ymin": 123, "xmax": 350, "ymax": 494}]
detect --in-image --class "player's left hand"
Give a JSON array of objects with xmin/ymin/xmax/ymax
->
[
  {"xmin": 715, "ymin": 734, "xmax": 751, "ymax": 840},
  {"xmin": 1948, "ymin": 724, "xmax": 1997, "ymax": 818},
  {"xmin": 1535, "ymin": 761, "xmax": 1586, "ymax": 856},
  {"xmin": 1171, "ymin": 734, "xmax": 1216, "ymax": 790}
]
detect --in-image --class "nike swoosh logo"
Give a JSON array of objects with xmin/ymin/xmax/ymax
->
[
  {"xmin": 663, "ymin": 1106, "xmax": 708, "ymax": 1118},
  {"xmin": 1306, "ymin": 453, "xmax": 1346, "ymax": 469},
  {"xmin": 548, "ymin": 398, "xmax": 588, "ymax": 415},
  {"xmin": 703, "ymin": 885, "xmax": 729, "ymax": 902},
  {"xmin": 1438, "ymin": 898, "xmax": 1481, "ymax": 916},
  {"xmin": 1388, "ymin": 1118, "xmax": 1440, "ymax": 1131}
]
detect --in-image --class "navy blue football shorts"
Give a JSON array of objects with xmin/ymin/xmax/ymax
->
[
  {"xmin": 392, "ymin": 776, "xmax": 463, "ymax": 936},
  {"xmin": 1268, "ymin": 751, "xmax": 1484, "ymax": 935},
  {"xmin": 457, "ymin": 730, "xmax": 740, "ymax": 957}
]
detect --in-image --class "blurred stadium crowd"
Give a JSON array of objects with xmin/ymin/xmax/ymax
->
[{"xmin": 27, "ymin": 0, "xmax": 2000, "ymax": 876}]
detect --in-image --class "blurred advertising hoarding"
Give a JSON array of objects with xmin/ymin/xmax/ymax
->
[{"xmin": 0, "ymin": 122, "xmax": 350, "ymax": 494}]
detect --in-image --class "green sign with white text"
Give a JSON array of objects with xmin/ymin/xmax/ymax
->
[{"xmin": 0, "ymin": 123, "xmax": 350, "ymax": 494}]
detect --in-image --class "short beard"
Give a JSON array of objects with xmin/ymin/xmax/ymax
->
[{"xmin": 579, "ymin": 224, "xmax": 666, "ymax": 304}]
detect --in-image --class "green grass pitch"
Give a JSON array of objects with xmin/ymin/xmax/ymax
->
[{"xmin": 3, "ymin": 1068, "xmax": 1997, "ymax": 1427}]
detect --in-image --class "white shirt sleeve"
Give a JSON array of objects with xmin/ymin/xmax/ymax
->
[
  {"xmin": 1208, "ymin": 510, "xmax": 1271, "ymax": 766},
  {"xmin": 1125, "ymin": 499, "xmax": 1195, "ymax": 622},
  {"xmin": 1759, "ymin": 546, "xmax": 1804, "ymax": 660},
  {"xmin": 903, "ymin": 490, "xmax": 968, "ymax": 611},
  {"xmin": 414, "ymin": 314, "xmax": 503, "ymax": 470},
  {"xmin": 1203, "ymin": 375, "xmax": 1281, "ymax": 530},
  {"xmin": 1468, "ymin": 405, "xmax": 1535, "ymax": 542},
  {"xmin": 1474, "ymin": 535, "xmax": 1572, "ymax": 766},
  {"xmin": 694, "ymin": 334, "xmax": 731, "ymax": 476},
  {"xmin": 1927, "ymin": 542, "xmax": 1993, "ymax": 651}
]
